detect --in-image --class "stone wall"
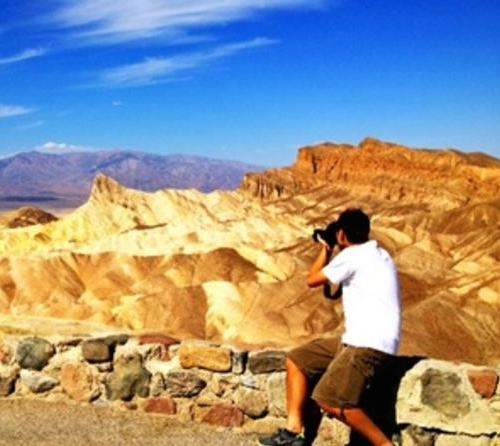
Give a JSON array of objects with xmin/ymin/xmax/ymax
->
[{"xmin": 0, "ymin": 333, "xmax": 498, "ymax": 445}]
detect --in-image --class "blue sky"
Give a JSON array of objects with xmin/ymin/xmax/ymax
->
[{"xmin": 0, "ymin": 0, "xmax": 499, "ymax": 165}]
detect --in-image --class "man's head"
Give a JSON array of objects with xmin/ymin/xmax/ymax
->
[{"xmin": 335, "ymin": 208, "xmax": 370, "ymax": 247}]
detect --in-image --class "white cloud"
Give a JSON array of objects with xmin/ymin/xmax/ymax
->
[
  {"xmin": 17, "ymin": 120, "xmax": 45, "ymax": 130},
  {"xmin": 0, "ymin": 48, "xmax": 47, "ymax": 65},
  {"xmin": 0, "ymin": 104, "xmax": 35, "ymax": 118},
  {"xmin": 100, "ymin": 37, "xmax": 277, "ymax": 87},
  {"xmin": 49, "ymin": 0, "xmax": 326, "ymax": 45},
  {"xmin": 112, "ymin": 100, "xmax": 123, "ymax": 107},
  {"xmin": 35, "ymin": 141, "xmax": 93, "ymax": 154}
]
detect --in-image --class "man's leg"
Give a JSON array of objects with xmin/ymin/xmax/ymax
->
[
  {"xmin": 317, "ymin": 402, "xmax": 393, "ymax": 446},
  {"xmin": 286, "ymin": 357, "xmax": 309, "ymax": 433}
]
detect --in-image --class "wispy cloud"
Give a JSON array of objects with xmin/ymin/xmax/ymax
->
[
  {"xmin": 0, "ymin": 104, "xmax": 35, "ymax": 118},
  {"xmin": 0, "ymin": 48, "xmax": 47, "ymax": 65},
  {"xmin": 17, "ymin": 120, "xmax": 45, "ymax": 130},
  {"xmin": 100, "ymin": 37, "xmax": 277, "ymax": 87},
  {"xmin": 35, "ymin": 141, "xmax": 94, "ymax": 154},
  {"xmin": 49, "ymin": 0, "xmax": 326, "ymax": 45}
]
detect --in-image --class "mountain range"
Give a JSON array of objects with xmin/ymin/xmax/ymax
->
[{"xmin": 0, "ymin": 150, "xmax": 266, "ymax": 210}]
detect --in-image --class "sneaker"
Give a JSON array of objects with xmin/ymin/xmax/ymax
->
[{"xmin": 258, "ymin": 428, "xmax": 307, "ymax": 446}]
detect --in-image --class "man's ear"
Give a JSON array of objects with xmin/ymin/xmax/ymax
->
[{"xmin": 337, "ymin": 229, "xmax": 347, "ymax": 246}]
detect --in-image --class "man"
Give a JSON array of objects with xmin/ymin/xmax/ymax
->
[{"xmin": 259, "ymin": 208, "xmax": 401, "ymax": 446}]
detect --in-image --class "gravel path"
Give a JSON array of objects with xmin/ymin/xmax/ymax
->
[{"xmin": 0, "ymin": 399, "xmax": 261, "ymax": 446}]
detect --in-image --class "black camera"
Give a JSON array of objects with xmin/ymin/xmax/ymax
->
[{"xmin": 312, "ymin": 221, "xmax": 339, "ymax": 249}]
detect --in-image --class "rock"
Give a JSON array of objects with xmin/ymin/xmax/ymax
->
[
  {"xmin": 144, "ymin": 397, "xmax": 177, "ymax": 415},
  {"xmin": 20, "ymin": 369, "xmax": 58, "ymax": 393},
  {"xmin": 398, "ymin": 426, "xmax": 436, "ymax": 446},
  {"xmin": 100, "ymin": 334, "xmax": 129, "ymax": 347},
  {"xmin": 150, "ymin": 373, "xmax": 165, "ymax": 397},
  {"xmin": 138, "ymin": 334, "xmax": 179, "ymax": 349},
  {"xmin": 232, "ymin": 351, "xmax": 248, "ymax": 375},
  {"xmin": 0, "ymin": 343, "xmax": 13, "ymax": 365},
  {"xmin": 397, "ymin": 360, "xmax": 499, "ymax": 436},
  {"xmin": 420, "ymin": 368, "xmax": 470, "ymax": 418},
  {"xmin": 435, "ymin": 434, "xmax": 491, "ymax": 446},
  {"xmin": 179, "ymin": 341, "xmax": 232, "ymax": 372},
  {"xmin": 248, "ymin": 351, "xmax": 286, "ymax": 374},
  {"xmin": 16, "ymin": 338, "xmax": 55, "ymax": 371},
  {"xmin": 233, "ymin": 386, "xmax": 268, "ymax": 418},
  {"xmin": 267, "ymin": 372, "xmax": 287, "ymax": 417},
  {"xmin": 467, "ymin": 369, "xmax": 498, "ymax": 399},
  {"xmin": 196, "ymin": 389, "xmax": 223, "ymax": 406},
  {"xmin": 105, "ymin": 354, "xmax": 151, "ymax": 401},
  {"xmin": 175, "ymin": 399, "xmax": 195, "ymax": 423},
  {"xmin": 81, "ymin": 340, "xmax": 112, "ymax": 363},
  {"xmin": 164, "ymin": 371, "xmax": 206, "ymax": 397},
  {"xmin": 0, "ymin": 365, "xmax": 19, "ymax": 396},
  {"xmin": 202, "ymin": 404, "xmax": 244, "ymax": 427},
  {"xmin": 317, "ymin": 417, "xmax": 350, "ymax": 444},
  {"xmin": 60, "ymin": 362, "xmax": 100, "ymax": 402},
  {"xmin": 209, "ymin": 374, "xmax": 239, "ymax": 397}
]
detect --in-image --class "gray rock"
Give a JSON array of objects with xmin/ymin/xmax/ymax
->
[
  {"xmin": 81, "ymin": 340, "xmax": 112, "ymax": 363},
  {"xmin": 0, "ymin": 365, "xmax": 20, "ymax": 396},
  {"xmin": 233, "ymin": 386, "xmax": 268, "ymax": 418},
  {"xmin": 421, "ymin": 368, "xmax": 470, "ymax": 418},
  {"xmin": 150, "ymin": 373, "xmax": 165, "ymax": 397},
  {"xmin": 248, "ymin": 351, "xmax": 286, "ymax": 374},
  {"xmin": 16, "ymin": 338, "xmax": 55, "ymax": 371},
  {"xmin": 105, "ymin": 354, "xmax": 151, "ymax": 401},
  {"xmin": 399, "ymin": 426, "xmax": 436, "ymax": 446},
  {"xmin": 267, "ymin": 372, "xmax": 287, "ymax": 417},
  {"xmin": 164, "ymin": 371, "xmax": 206, "ymax": 397},
  {"xmin": 20, "ymin": 370, "xmax": 59, "ymax": 393}
]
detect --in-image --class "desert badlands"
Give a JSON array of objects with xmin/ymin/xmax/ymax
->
[{"xmin": 0, "ymin": 138, "xmax": 498, "ymax": 365}]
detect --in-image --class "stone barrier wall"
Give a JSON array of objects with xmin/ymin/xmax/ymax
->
[{"xmin": 0, "ymin": 333, "xmax": 498, "ymax": 445}]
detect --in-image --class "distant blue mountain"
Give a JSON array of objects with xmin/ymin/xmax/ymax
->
[{"xmin": 0, "ymin": 150, "xmax": 266, "ymax": 209}]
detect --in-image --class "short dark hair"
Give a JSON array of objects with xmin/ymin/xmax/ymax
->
[{"xmin": 336, "ymin": 208, "xmax": 370, "ymax": 243}]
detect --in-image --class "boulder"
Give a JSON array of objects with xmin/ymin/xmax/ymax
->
[
  {"xmin": 179, "ymin": 341, "xmax": 232, "ymax": 372},
  {"xmin": 267, "ymin": 372, "xmax": 287, "ymax": 417},
  {"xmin": 0, "ymin": 364, "xmax": 19, "ymax": 396},
  {"xmin": 144, "ymin": 397, "xmax": 177, "ymax": 415},
  {"xmin": 248, "ymin": 351, "xmax": 286, "ymax": 374},
  {"xmin": 81, "ymin": 340, "xmax": 112, "ymax": 363},
  {"xmin": 467, "ymin": 369, "xmax": 498, "ymax": 399},
  {"xmin": 202, "ymin": 404, "xmax": 244, "ymax": 427},
  {"xmin": 60, "ymin": 362, "xmax": 100, "ymax": 402},
  {"xmin": 233, "ymin": 386, "xmax": 268, "ymax": 418},
  {"xmin": 105, "ymin": 354, "xmax": 151, "ymax": 401},
  {"xmin": 16, "ymin": 338, "xmax": 55, "ymax": 371},
  {"xmin": 20, "ymin": 369, "xmax": 58, "ymax": 393},
  {"xmin": 164, "ymin": 371, "xmax": 206, "ymax": 397}
]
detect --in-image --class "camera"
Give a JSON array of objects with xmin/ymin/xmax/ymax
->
[{"xmin": 312, "ymin": 221, "xmax": 339, "ymax": 249}]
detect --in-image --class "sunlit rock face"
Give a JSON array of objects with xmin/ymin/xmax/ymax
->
[{"xmin": 0, "ymin": 138, "xmax": 499, "ymax": 364}]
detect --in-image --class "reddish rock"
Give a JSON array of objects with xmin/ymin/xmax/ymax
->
[
  {"xmin": 202, "ymin": 404, "xmax": 244, "ymax": 427},
  {"xmin": 0, "ymin": 344, "xmax": 12, "ymax": 365},
  {"xmin": 144, "ymin": 397, "xmax": 177, "ymax": 415},
  {"xmin": 467, "ymin": 369, "xmax": 499, "ymax": 399},
  {"xmin": 138, "ymin": 334, "xmax": 179, "ymax": 348},
  {"xmin": 60, "ymin": 362, "xmax": 100, "ymax": 402}
]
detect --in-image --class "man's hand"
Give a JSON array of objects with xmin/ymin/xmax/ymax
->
[{"xmin": 307, "ymin": 244, "xmax": 334, "ymax": 288}]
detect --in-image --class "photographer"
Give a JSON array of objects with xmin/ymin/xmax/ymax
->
[{"xmin": 259, "ymin": 208, "xmax": 401, "ymax": 446}]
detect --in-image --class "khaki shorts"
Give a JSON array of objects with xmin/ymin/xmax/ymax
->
[{"xmin": 287, "ymin": 337, "xmax": 390, "ymax": 408}]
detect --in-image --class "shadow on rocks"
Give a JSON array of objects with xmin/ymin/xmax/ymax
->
[{"xmin": 346, "ymin": 355, "xmax": 425, "ymax": 446}]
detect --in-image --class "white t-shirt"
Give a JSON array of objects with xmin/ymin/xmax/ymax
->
[{"xmin": 322, "ymin": 240, "xmax": 401, "ymax": 354}]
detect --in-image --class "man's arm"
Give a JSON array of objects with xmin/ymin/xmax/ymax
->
[{"xmin": 307, "ymin": 245, "xmax": 340, "ymax": 296}]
